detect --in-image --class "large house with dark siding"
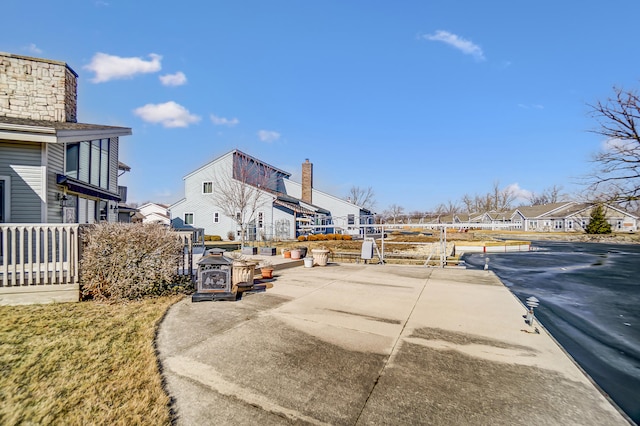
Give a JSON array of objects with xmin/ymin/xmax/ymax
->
[{"xmin": 0, "ymin": 52, "xmax": 131, "ymax": 224}]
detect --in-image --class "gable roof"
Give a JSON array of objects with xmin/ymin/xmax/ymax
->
[
  {"xmin": 514, "ymin": 202, "xmax": 575, "ymax": 219},
  {"xmin": 184, "ymin": 149, "xmax": 291, "ymax": 180}
]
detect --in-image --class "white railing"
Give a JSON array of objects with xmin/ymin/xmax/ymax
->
[{"xmin": 0, "ymin": 224, "xmax": 80, "ymax": 287}]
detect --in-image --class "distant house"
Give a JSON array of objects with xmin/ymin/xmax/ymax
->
[
  {"xmin": 169, "ymin": 150, "xmax": 372, "ymax": 240},
  {"xmin": 138, "ymin": 202, "xmax": 170, "ymax": 225},
  {"xmin": 0, "ymin": 52, "xmax": 131, "ymax": 224},
  {"xmin": 511, "ymin": 202, "xmax": 637, "ymax": 232}
]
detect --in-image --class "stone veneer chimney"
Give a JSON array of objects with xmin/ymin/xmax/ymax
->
[
  {"xmin": 302, "ymin": 158, "xmax": 313, "ymax": 204},
  {"xmin": 0, "ymin": 52, "xmax": 78, "ymax": 123}
]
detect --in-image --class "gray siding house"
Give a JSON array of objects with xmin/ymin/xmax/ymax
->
[
  {"xmin": 0, "ymin": 52, "xmax": 131, "ymax": 224},
  {"xmin": 511, "ymin": 202, "xmax": 638, "ymax": 232},
  {"xmin": 169, "ymin": 150, "xmax": 371, "ymax": 240}
]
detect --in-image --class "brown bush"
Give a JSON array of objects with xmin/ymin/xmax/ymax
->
[
  {"xmin": 343, "ymin": 235, "xmax": 353, "ymax": 240},
  {"xmin": 298, "ymin": 235, "xmax": 307, "ymax": 241},
  {"xmin": 205, "ymin": 235, "xmax": 222, "ymax": 241},
  {"xmin": 80, "ymin": 223, "xmax": 185, "ymax": 301}
]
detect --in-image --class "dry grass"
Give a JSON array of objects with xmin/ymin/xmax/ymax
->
[{"xmin": 0, "ymin": 295, "xmax": 183, "ymax": 425}]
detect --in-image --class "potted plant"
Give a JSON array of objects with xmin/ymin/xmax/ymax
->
[{"xmin": 260, "ymin": 260, "xmax": 274, "ymax": 279}]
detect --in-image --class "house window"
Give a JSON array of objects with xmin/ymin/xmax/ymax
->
[
  {"xmin": 554, "ymin": 220, "xmax": 563, "ymax": 229},
  {"xmin": 65, "ymin": 139, "xmax": 110, "ymax": 189},
  {"xmin": 185, "ymin": 213, "xmax": 194, "ymax": 225},
  {"xmin": 258, "ymin": 212, "xmax": 263, "ymax": 228},
  {"xmin": 529, "ymin": 220, "xmax": 537, "ymax": 229},
  {"xmin": 213, "ymin": 212, "xmax": 219, "ymax": 223},
  {"xmin": 617, "ymin": 220, "xmax": 623, "ymax": 229},
  {"xmin": 348, "ymin": 214, "xmax": 355, "ymax": 225},
  {"xmin": 581, "ymin": 220, "xmax": 587, "ymax": 228},
  {"xmin": 203, "ymin": 181, "xmax": 213, "ymax": 194},
  {"xmin": 567, "ymin": 220, "xmax": 573, "ymax": 230}
]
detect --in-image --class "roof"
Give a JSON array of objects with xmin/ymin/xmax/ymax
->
[
  {"xmin": 184, "ymin": 149, "xmax": 291, "ymax": 181},
  {"xmin": 514, "ymin": 202, "xmax": 575, "ymax": 219},
  {"xmin": 0, "ymin": 116, "xmax": 132, "ymax": 143}
]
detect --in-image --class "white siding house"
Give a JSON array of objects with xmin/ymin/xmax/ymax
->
[
  {"xmin": 169, "ymin": 150, "xmax": 372, "ymax": 240},
  {"xmin": 138, "ymin": 202, "xmax": 170, "ymax": 225}
]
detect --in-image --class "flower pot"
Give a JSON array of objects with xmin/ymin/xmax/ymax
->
[
  {"xmin": 232, "ymin": 261, "xmax": 256, "ymax": 287},
  {"xmin": 297, "ymin": 247, "xmax": 308, "ymax": 258},
  {"xmin": 290, "ymin": 249, "xmax": 301, "ymax": 260},
  {"xmin": 261, "ymin": 267, "xmax": 274, "ymax": 279},
  {"xmin": 303, "ymin": 257, "xmax": 314, "ymax": 268},
  {"xmin": 311, "ymin": 249, "xmax": 330, "ymax": 266},
  {"xmin": 283, "ymin": 250, "xmax": 291, "ymax": 259}
]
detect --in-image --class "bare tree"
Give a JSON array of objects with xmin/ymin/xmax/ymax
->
[
  {"xmin": 492, "ymin": 181, "xmax": 517, "ymax": 211},
  {"xmin": 587, "ymin": 85, "xmax": 640, "ymax": 203},
  {"xmin": 527, "ymin": 185, "xmax": 566, "ymax": 205},
  {"xmin": 435, "ymin": 200, "xmax": 460, "ymax": 216},
  {"xmin": 211, "ymin": 155, "xmax": 272, "ymax": 246},
  {"xmin": 345, "ymin": 186, "xmax": 376, "ymax": 210},
  {"xmin": 461, "ymin": 194, "xmax": 475, "ymax": 214},
  {"xmin": 384, "ymin": 204, "xmax": 405, "ymax": 224}
]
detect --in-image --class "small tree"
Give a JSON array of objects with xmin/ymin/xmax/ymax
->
[
  {"xmin": 211, "ymin": 153, "xmax": 272, "ymax": 247},
  {"xmin": 585, "ymin": 204, "xmax": 612, "ymax": 234}
]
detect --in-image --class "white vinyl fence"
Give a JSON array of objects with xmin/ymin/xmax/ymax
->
[{"xmin": 0, "ymin": 224, "xmax": 80, "ymax": 288}]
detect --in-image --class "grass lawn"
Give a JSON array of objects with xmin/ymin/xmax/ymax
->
[{"xmin": 0, "ymin": 295, "xmax": 183, "ymax": 425}]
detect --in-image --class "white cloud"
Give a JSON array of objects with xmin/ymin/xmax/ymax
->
[
  {"xmin": 159, "ymin": 71, "xmax": 187, "ymax": 87},
  {"xmin": 84, "ymin": 52, "xmax": 162, "ymax": 83},
  {"xmin": 25, "ymin": 43, "xmax": 42, "ymax": 55},
  {"xmin": 257, "ymin": 130, "xmax": 281, "ymax": 142},
  {"xmin": 210, "ymin": 114, "xmax": 239, "ymax": 127},
  {"xmin": 422, "ymin": 30, "xmax": 486, "ymax": 61},
  {"xmin": 133, "ymin": 101, "xmax": 200, "ymax": 128},
  {"xmin": 505, "ymin": 183, "xmax": 532, "ymax": 201}
]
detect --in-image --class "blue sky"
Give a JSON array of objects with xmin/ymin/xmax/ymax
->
[{"xmin": 4, "ymin": 1, "xmax": 640, "ymax": 213}]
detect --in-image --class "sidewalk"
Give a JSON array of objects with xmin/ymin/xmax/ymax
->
[{"xmin": 156, "ymin": 264, "xmax": 629, "ymax": 425}]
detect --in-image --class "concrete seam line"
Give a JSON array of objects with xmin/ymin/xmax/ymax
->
[
  {"xmin": 354, "ymin": 269, "xmax": 433, "ymax": 424},
  {"xmin": 164, "ymin": 355, "xmax": 332, "ymax": 426}
]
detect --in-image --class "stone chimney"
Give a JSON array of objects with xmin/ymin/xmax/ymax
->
[
  {"xmin": 302, "ymin": 158, "xmax": 313, "ymax": 204},
  {"xmin": 0, "ymin": 52, "xmax": 78, "ymax": 122}
]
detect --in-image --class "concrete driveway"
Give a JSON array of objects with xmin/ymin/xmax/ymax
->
[{"xmin": 156, "ymin": 264, "xmax": 628, "ymax": 425}]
